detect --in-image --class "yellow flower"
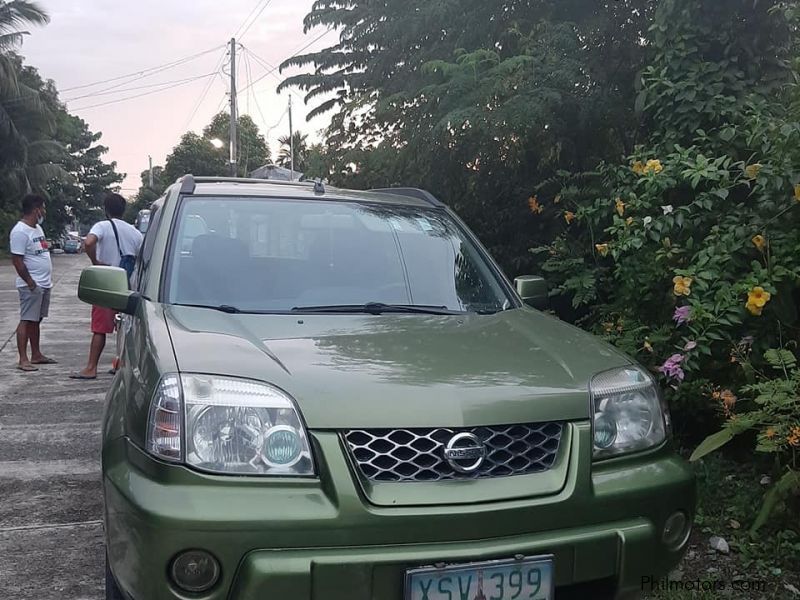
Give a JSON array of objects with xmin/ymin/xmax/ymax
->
[
  {"xmin": 564, "ymin": 211, "xmax": 576, "ymax": 224},
  {"xmin": 632, "ymin": 161, "xmax": 645, "ymax": 175},
  {"xmin": 672, "ymin": 276, "xmax": 692, "ymax": 296},
  {"xmin": 765, "ymin": 427, "xmax": 777, "ymax": 439},
  {"xmin": 643, "ymin": 339, "xmax": 653, "ymax": 353},
  {"xmin": 626, "ymin": 216, "xmax": 634, "ymax": 226},
  {"xmin": 788, "ymin": 426, "xmax": 800, "ymax": 447},
  {"xmin": 795, "ymin": 184, "xmax": 800, "ymax": 202},
  {"xmin": 744, "ymin": 163, "xmax": 762, "ymax": 180},
  {"xmin": 644, "ymin": 159, "xmax": 663, "ymax": 174},
  {"xmin": 752, "ymin": 235, "xmax": 766, "ymax": 252},
  {"xmin": 746, "ymin": 286, "xmax": 771, "ymax": 316},
  {"xmin": 595, "ymin": 243, "xmax": 609, "ymax": 257},
  {"xmin": 615, "ymin": 198, "xmax": 625, "ymax": 217},
  {"xmin": 528, "ymin": 196, "xmax": 543, "ymax": 214}
]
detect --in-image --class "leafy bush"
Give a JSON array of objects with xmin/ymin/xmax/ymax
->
[
  {"xmin": 692, "ymin": 349, "xmax": 800, "ymax": 532},
  {"xmin": 528, "ymin": 0, "xmax": 800, "ymax": 526}
]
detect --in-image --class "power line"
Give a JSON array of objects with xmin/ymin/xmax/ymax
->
[
  {"xmin": 244, "ymin": 46, "xmax": 308, "ymax": 110},
  {"xmin": 239, "ymin": 28, "xmax": 335, "ymax": 95},
  {"xmin": 243, "ymin": 49, "xmax": 270, "ymax": 131},
  {"xmin": 182, "ymin": 48, "xmax": 229, "ymax": 131},
  {"xmin": 70, "ymin": 73, "xmax": 217, "ymax": 111},
  {"xmin": 59, "ymin": 45, "xmax": 224, "ymax": 93},
  {"xmin": 232, "ymin": 0, "xmax": 267, "ymax": 39},
  {"xmin": 64, "ymin": 72, "xmax": 218, "ymax": 103},
  {"xmin": 238, "ymin": 0, "xmax": 274, "ymax": 41}
]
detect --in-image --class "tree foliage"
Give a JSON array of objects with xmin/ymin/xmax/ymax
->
[
  {"xmin": 276, "ymin": 131, "xmax": 309, "ymax": 172},
  {"xmin": 281, "ymin": 0, "xmax": 657, "ymax": 271},
  {"xmin": 161, "ymin": 112, "xmax": 271, "ymax": 184},
  {"xmin": 0, "ymin": 2, "xmax": 122, "ymax": 248}
]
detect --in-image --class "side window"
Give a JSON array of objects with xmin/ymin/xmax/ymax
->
[{"xmin": 132, "ymin": 202, "xmax": 163, "ymax": 293}]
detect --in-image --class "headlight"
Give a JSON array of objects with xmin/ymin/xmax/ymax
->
[
  {"xmin": 591, "ymin": 366, "xmax": 667, "ymax": 459},
  {"xmin": 146, "ymin": 374, "xmax": 314, "ymax": 476}
]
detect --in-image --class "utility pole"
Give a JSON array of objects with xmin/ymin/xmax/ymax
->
[
  {"xmin": 288, "ymin": 95, "xmax": 294, "ymax": 181},
  {"xmin": 229, "ymin": 37, "xmax": 238, "ymax": 177},
  {"xmin": 148, "ymin": 155, "xmax": 154, "ymax": 188}
]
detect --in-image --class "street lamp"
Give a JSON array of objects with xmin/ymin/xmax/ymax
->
[{"xmin": 209, "ymin": 138, "xmax": 224, "ymax": 149}]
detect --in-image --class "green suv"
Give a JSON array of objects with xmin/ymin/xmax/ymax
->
[{"xmin": 80, "ymin": 175, "xmax": 695, "ymax": 600}]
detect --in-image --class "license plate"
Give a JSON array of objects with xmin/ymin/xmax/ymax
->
[{"xmin": 405, "ymin": 555, "xmax": 554, "ymax": 600}]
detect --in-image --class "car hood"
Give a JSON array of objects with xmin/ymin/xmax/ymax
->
[{"xmin": 164, "ymin": 306, "xmax": 630, "ymax": 429}]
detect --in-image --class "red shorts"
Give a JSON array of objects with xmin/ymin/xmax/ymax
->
[{"xmin": 91, "ymin": 305, "xmax": 116, "ymax": 334}]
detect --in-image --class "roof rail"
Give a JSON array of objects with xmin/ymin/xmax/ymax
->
[
  {"xmin": 369, "ymin": 187, "xmax": 446, "ymax": 208},
  {"xmin": 176, "ymin": 174, "xmax": 316, "ymax": 195}
]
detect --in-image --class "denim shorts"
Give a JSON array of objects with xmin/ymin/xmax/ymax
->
[{"xmin": 18, "ymin": 286, "xmax": 51, "ymax": 322}]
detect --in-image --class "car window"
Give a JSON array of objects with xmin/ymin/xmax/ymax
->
[
  {"xmin": 132, "ymin": 201, "xmax": 163, "ymax": 293},
  {"xmin": 165, "ymin": 196, "xmax": 511, "ymax": 313}
]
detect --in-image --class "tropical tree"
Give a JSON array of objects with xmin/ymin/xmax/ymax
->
[
  {"xmin": 276, "ymin": 131, "xmax": 308, "ymax": 172},
  {"xmin": 203, "ymin": 112, "xmax": 270, "ymax": 176},
  {"xmin": 162, "ymin": 112, "xmax": 271, "ymax": 182},
  {"xmin": 279, "ymin": 0, "xmax": 657, "ymax": 271},
  {"xmin": 0, "ymin": 3, "xmax": 124, "ymax": 247}
]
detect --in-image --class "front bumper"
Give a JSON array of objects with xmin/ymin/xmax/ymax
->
[{"xmin": 104, "ymin": 423, "xmax": 695, "ymax": 599}]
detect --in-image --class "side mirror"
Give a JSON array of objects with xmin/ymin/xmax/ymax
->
[
  {"xmin": 515, "ymin": 275, "xmax": 549, "ymax": 309},
  {"xmin": 78, "ymin": 266, "xmax": 139, "ymax": 315}
]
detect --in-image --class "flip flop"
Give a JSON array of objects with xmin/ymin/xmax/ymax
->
[
  {"xmin": 69, "ymin": 373, "xmax": 97, "ymax": 380},
  {"xmin": 17, "ymin": 364, "xmax": 39, "ymax": 372},
  {"xmin": 31, "ymin": 357, "xmax": 58, "ymax": 365}
]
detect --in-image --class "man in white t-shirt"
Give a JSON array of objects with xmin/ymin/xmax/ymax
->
[
  {"xmin": 9, "ymin": 194, "xmax": 57, "ymax": 372},
  {"xmin": 70, "ymin": 193, "xmax": 143, "ymax": 380}
]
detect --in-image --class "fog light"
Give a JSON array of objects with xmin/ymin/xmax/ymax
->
[
  {"xmin": 261, "ymin": 425, "xmax": 302, "ymax": 468},
  {"xmin": 170, "ymin": 550, "xmax": 220, "ymax": 593},
  {"xmin": 662, "ymin": 511, "xmax": 691, "ymax": 549},
  {"xmin": 593, "ymin": 412, "xmax": 617, "ymax": 449}
]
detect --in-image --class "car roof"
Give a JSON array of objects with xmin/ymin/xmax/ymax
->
[{"xmin": 174, "ymin": 176, "xmax": 442, "ymax": 209}]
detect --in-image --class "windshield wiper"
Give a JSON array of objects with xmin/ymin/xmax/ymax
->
[
  {"xmin": 174, "ymin": 303, "xmax": 243, "ymax": 314},
  {"xmin": 290, "ymin": 302, "xmax": 460, "ymax": 315}
]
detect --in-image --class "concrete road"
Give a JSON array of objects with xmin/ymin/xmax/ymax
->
[{"xmin": 0, "ymin": 254, "xmax": 105, "ymax": 600}]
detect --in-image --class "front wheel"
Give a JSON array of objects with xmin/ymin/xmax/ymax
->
[{"xmin": 105, "ymin": 555, "xmax": 125, "ymax": 600}]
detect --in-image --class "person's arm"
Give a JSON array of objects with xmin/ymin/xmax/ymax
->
[
  {"xmin": 9, "ymin": 230, "xmax": 36, "ymax": 290},
  {"xmin": 11, "ymin": 255, "xmax": 36, "ymax": 290},
  {"xmin": 84, "ymin": 233, "xmax": 103, "ymax": 266}
]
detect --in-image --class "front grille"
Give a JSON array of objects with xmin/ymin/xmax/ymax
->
[{"xmin": 343, "ymin": 422, "xmax": 563, "ymax": 482}]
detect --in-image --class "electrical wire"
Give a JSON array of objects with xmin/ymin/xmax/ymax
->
[
  {"xmin": 232, "ymin": 0, "xmax": 267, "ymax": 39},
  {"xmin": 238, "ymin": 0, "xmax": 273, "ymax": 41},
  {"xmin": 70, "ymin": 72, "xmax": 217, "ymax": 111},
  {"xmin": 239, "ymin": 28, "xmax": 335, "ymax": 94},
  {"xmin": 182, "ymin": 48, "xmax": 229, "ymax": 131},
  {"xmin": 243, "ymin": 50, "xmax": 270, "ymax": 131},
  {"xmin": 59, "ymin": 45, "xmax": 224, "ymax": 93},
  {"xmin": 244, "ymin": 45, "xmax": 309, "ymax": 109},
  {"xmin": 63, "ymin": 72, "xmax": 218, "ymax": 103}
]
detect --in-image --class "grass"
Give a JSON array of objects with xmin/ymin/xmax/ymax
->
[{"xmin": 646, "ymin": 454, "xmax": 800, "ymax": 599}]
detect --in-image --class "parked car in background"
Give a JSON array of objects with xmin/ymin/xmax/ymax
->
[
  {"xmin": 135, "ymin": 208, "xmax": 151, "ymax": 234},
  {"xmin": 64, "ymin": 238, "xmax": 82, "ymax": 254},
  {"xmin": 80, "ymin": 175, "xmax": 695, "ymax": 600}
]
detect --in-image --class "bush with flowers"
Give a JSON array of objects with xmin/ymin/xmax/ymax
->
[{"xmin": 528, "ymin": 0, "xmax": 800, "ymax": 527}]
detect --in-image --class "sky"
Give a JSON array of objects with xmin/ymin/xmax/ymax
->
[{"xmin": 21, "ymin": 0, "xmax": 334, "ymax": 194}]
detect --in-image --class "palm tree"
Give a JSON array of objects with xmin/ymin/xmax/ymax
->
[
  {"xmin": 276, "ymin": 131, "xmax": 309, "ymax": 173},
  {"xmin": 0, "ymin": 2, "xmax": 61, "ymax": 241}
]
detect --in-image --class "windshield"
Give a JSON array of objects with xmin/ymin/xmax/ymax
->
[{"xmin": 165, "ymin": 196, "xmax": 513, "ymax": 314}]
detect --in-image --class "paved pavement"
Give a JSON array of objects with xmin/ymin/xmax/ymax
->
[{"xmin": 0, "ymin": 254, "xmax": 105, "ymax": 599}]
